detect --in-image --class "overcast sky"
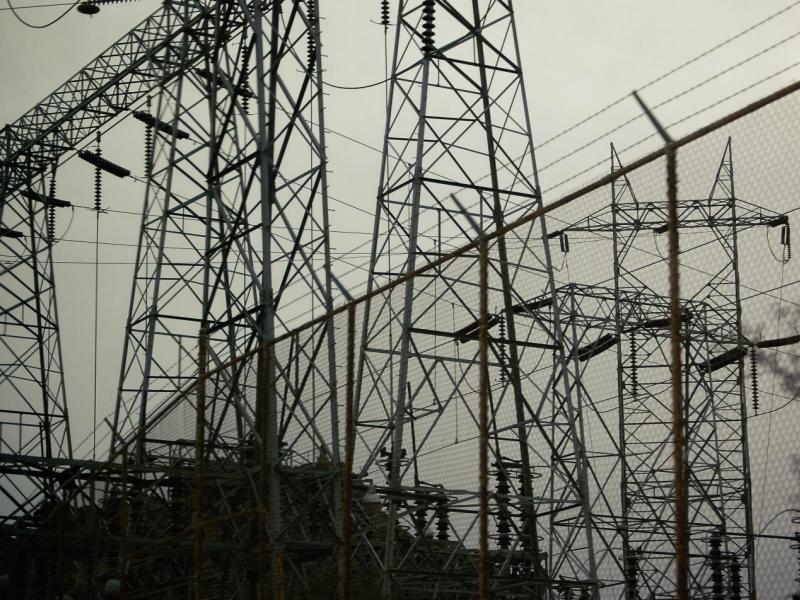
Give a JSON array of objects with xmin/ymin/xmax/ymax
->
[{"xmin": 2, "ymin": 0, "xmax": 800, "ymax": 594}]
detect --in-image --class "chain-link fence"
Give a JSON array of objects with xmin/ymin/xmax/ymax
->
[{"xmin": 7, "ymin": 78, "xmax": 800, "ymax": 600}]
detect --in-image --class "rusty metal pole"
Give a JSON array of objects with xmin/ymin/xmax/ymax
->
[
  {"xmin": 120, "ymin": 444, "xmax": 129, "ymax": 600},
  {"xmin": 340, "ymin": 306, "xmax": 355, "ymax": 600},
  {"xmin": 632, "ymin": 91, "xmax": 688, "ymax": 600},
  {"xmin": 666, "ymin": 146, "xmax": 689, "ymax": 600},
  {"xmin": 478, "ymin": 238, "xmax": 490, "ymax": 600},
  {"xmin": 257, "ymin": 343, "xmax": 269, "ymax": 600},
  {"xmin": 192, "ymin": 328, "xmax": 208, "ymax": 600}
]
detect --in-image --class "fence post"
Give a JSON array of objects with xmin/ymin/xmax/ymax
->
[
  {"xmin": 340, "ymin": 307, "xmax": 355, "ymax": 600},
  {"xmin": 665, "ymin": 145, "xmax": 689, "ymax": 600},
  {"xmin": 632, "ymin": 91, "xmax": 688, "ymax": 600},
  {"xmin": 192, "ymin": 327, "xmax": 208, "ymax": 600},
  {"xmin": 478, "ymin": 237, "xmax": 490, "ymax": 599}
]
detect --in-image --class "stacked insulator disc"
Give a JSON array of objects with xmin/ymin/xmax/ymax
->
[
  {"xmin": 498, "ymin": 313, "xmax": 508, "ymax": 385},
  {"xmin": 94, "ymin": 136, "xmax": 102, "ymax": 212},
  {"xmin": 750, "ymin": 348, "xmax": 759, "ymax": 413},
  {"xmin": 380, "ymin": 0, "xmax": 389, "ymax": 28},
  {"xmin": 629, "ymin": 333, "xmax": 638, "ymax": 401},
  {"xmin": 306, "ymin": 0, "xmax": 316, "ymax": 72},
  {"xmin": 421, "ymin": 0, "xmax": 435, "ymax": 56},
  {"xmin": 47, "ymin": 165, "xmax": 57, "ymax": 242},
  {"xmin": 239, "ymin": 38, "xmax": 250, "ymax": 114},
  {"xmin": 435, "ymin": 496, "xmax": 449, "ymax": 540},
  {"xmin": 494, "ymin": 466, "xmax": 511, "ymax": 549}
]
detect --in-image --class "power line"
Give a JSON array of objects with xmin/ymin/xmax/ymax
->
[
  {"xmin": 535, "ymin": 0, "xmax": 800, "ymax": 150},
  {"xmin": 4, "ymin": 0, "xmax": 78, "ymax": 28},
  {"xmin": 0, "ymin": 1, "xmax": 73, "ymax": 10}
]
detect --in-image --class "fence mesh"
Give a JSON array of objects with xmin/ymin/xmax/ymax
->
[{"xmin": 4, "ymin": 80, "xmax": 800, "ymax": 600}]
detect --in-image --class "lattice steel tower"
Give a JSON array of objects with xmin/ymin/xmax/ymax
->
[
  {"xmin": 356, "ymin": 1, "xmax": 599, "ymax": 597},
  {"xmin": 558, "ymin": 139, "xmax": 786, "ymax": 599},
  {"xmin": 106, "ymin": 1, "xmax": 341, "ymax": 594},
  {"xmin": 0, "ymin": 25, "xmax": 74, "ymax": 527},
  {"xmin": 111, "ymin": 0, "xmax": 338, "ymax": 464}
]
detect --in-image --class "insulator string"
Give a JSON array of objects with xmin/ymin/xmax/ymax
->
[
  {"xmin": 92, "ymin": 131, "xmax": 101, "ymax": 465},
  {"xmin": 421, "ymin": 0, "xmax": 435, "ymax": 57},
  {"xmin": 47, "ymin": 162, "xmax": 57, "ymax": 243},
  {"xmin": 750, "ymin": 347, "xmax": 759, "ymax": 414},
  {"xmin": 306, "ymin": 0, "xmax": 316, "ymax": 73},
  {"xmin": 380, "ymin": 0, "xmax": 389, "ymax": 29},
  {"xmin": 630, "ymin": 333, "xmax": 638, "ymax": 402}
]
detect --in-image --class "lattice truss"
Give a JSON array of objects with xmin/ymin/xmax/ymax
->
[
  {"xmin": 534, "ymin": 140, "xmax": 787, "ymax": 599},
  {"xmin": 354, "ymin": 1, "xmax": 600, "ymax": 596},
  {"xmin": 113, "ymin": 0, "xmax": 337, "ymax": 463},
  {"xmin": 109, "ymin": 0, "xmax": 346, "ymax": 591},
  {"xmin": 0, "ymin": 0, "xmax": 352, "ymax": 596},
  {"xmin": 0, "ymin": 0, "xmax": 223, "ymax": 525}
]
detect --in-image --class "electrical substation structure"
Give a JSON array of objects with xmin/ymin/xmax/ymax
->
[
  {"xmin": 355, "ymin": 1, "xmax": 604, "ymax": 597},
  {"xmin": 1, "ymin": 0, "xmax": 799, "ymax": 599},
  {"xmin": 553, "ymin": 140, "xmax": 788, "ymax": 599}
]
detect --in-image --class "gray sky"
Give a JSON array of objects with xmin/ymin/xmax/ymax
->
[{"xmin": 2, "ymin": 0, "xmax": 800, "ymax": 594}]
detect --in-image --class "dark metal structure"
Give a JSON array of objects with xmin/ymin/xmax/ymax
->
[
  {"xmin": 0, "ymin": 0, "xmax": 238, "ymax": 528},
  {"xmin": 356, "ymin": 1, "xmax": 599, "ymax": 597},
  {"xmin": 1, "ymin": 0, "xmax": 796, "ymax": 598},
  {"xmin": 553, "ymin": 140, "xmax": 786, "ymax": 599}
]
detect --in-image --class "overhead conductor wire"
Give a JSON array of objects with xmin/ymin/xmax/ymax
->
[{"xmin": 4, "ymin": 0, "xmax": 79, "ymax": 27}]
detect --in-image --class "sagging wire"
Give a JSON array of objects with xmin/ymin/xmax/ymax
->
[{"xmin": 5, "ymin": 0, "xmax": 78, "ymax": 27}]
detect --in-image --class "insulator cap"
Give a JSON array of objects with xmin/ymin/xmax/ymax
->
[
  {"xmin": 77, "ymin": 2, "xmax": 100, "ymax": 14},
  {"xmin": 0, "ymin": 227, "xmax": 23, "ymax": 239},
  {"xmin": 78, "ymin": 150, "xmax": 130, "ymax": 178},
  {"xmin": 20, "ymin": 189, "xmax": 71, "ymax": 208},
  {"xmin": 133, "ymin": 111, "xmax": 190, "ymax": 140},
  {"xmin": 380, "ymin": 0, "xmax": 390, "ymax": 27}
]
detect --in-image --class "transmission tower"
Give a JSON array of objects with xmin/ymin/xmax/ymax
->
[
  {"xmin": 107, "ymin": 0, "xmax": 340, "ymax": 594},
  {"xmin": 0, "ymin": 149, "xmax": 71, "ymax": 520},
  {"xmin": 355, "ymin": 1, "xmax": 599, "ymax": 597},
  {"xmin": 554, "ymin": 139, "xmax": 787, "ymax": 599},
  {"xmin": 0, "ymin": 1, "xmax": 347, "ymax": 597},
  {"xmin": 0, "ymin": 0, "xmax": 265, "ymax": 527}
]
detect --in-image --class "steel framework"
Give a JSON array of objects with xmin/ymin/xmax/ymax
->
[
  {"xmin": 554, "ymin": 139, "xmax": 786, "ymax": 599},
  {"xmin": 108, "ymin": 0, "xmax": 342, "ymax": 596},
  {"xmin": 3, "ymin": 1, "xmax": 798, "ymax": 598},
  {"xmin": 0, "ymin": 1, "xmax": 347, "ymax": 597},
  {"xmin": 0, "ymin": 0, "xmax": 245, "ymax": 526},
  {"xmin": 355, "ymin": 1, "xmax": 599, "ymax": 597}
]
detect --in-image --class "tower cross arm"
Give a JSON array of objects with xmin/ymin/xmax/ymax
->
[{"xmin": 0, "ymin": 0, "xmax": 219, "ymax": 205}]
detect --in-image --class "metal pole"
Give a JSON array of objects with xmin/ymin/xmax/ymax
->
[
  {"xmin": 380, "ymin": 12, "xmax": 433, "ymax": 597},
  {"xmin": 726, "ymin": 141, "xmax": 757, "ymax": 599},
  {"xmin": 632, "ymin": 91, "xmax": 688, "ymax": 600},
  {"xmin": 192, "ymin": 329, "xmax": 208, "ymax": 600},
  {"xmin": 120, "ymin": 444, "xmax": 129, "ymax": 600},
  {"xmin": 478, "ymin": 237, "xmax": 490, "ymax": 600},
  {"xmin": 257, "ymin": 343, "xmax": 269, "ymax": 600},
  {"xmin": 340, "ymin": 305, "xmax": 355, "ymax": 600},
  {"xmin": 254, "ymin": 1, "xmax": 281, "ymax": 596},
  {"xmin": 610, "ymin": 145, "xmax": 636, "ymax": 600}
]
